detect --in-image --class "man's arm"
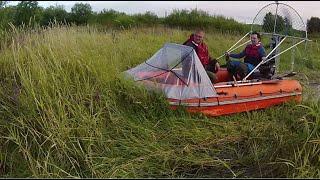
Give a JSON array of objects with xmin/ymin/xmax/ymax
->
[
  {"xmin": 259, "ymin": 46, "xmax": 267, "ymax": 61},
  {"xmin": 259, "ymin": 46, "xmax": 266, "ymax": 57},
  {"xmin": 229, "ymin": 50, "xmax": 246, "ymax": 59}
]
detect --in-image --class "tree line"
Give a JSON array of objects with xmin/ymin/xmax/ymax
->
[
  {"xmin": 0, "ymin": 1, "xmax": 249, "ymax": 34},
  {"xmin": 0, "ymin": 1, "xmax": 320, "ymax": 35}
]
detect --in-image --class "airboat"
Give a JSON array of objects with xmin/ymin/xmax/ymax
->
[{"xmin": 124, "ymin": 2, "xmax": 310, "ymax": 116}]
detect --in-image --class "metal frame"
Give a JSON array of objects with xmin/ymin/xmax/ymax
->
[
  {"xmin": 216, "ymin": 32, "xmax": 251, "ymax": 60},
  {"xmin": 250, "ymin": 2, "xmax": 307, "ymax": 39},
  {"xmin": 243, "ymin": 2, "xmax": 309, "ymax": 81},
  {"xmin": 259, "ymin": 32, "xmax": 310, "ymax": 41},
  {"xmin": 215, "ymin": 2, "xmax": 310, "ymax": 84}
]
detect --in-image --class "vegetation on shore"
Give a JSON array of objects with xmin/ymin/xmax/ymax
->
[{"xmin": 0, "ymin": 24, "xmax": 319, "ymax": 178}]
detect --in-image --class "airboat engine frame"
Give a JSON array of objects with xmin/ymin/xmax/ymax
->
[{"xmin": 216, "ymin": 2, "xmax": 312, "ymax": 82}]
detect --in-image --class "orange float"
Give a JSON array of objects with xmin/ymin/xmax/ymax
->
[{"xmin": 168, "ymin": 68, "xmax": 302, "ymax": 116}]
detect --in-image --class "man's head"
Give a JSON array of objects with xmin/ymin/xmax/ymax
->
[
  {"xmin": 193, "ymin": 29, "xmax": 205, "ymax": 44},
  {"xmin": 250, "ymin": 31, "xmax": 261, "ymax": 45}
]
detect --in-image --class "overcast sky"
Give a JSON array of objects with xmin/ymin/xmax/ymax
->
[{"xmin": 7, "ymin": 1, "xmax": 320, "ymax": 24}]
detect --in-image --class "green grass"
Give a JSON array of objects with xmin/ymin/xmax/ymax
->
[{"xmin": 0, "ymin": 25, "xmax": 319, "ymax": 178}]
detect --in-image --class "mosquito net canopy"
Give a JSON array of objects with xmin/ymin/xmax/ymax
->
[{"xmin": 124, "ymin": 43, "xmax": 217, "ymax": 100}]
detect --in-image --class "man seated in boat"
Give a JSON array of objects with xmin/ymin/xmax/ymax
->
[
  {"xmin": 183, "ymin": 29, "xmax": 220, "ymax": 83},
  {"xmin": 225, "ymin": 31, "xmax": 267, "ymax": 80}
]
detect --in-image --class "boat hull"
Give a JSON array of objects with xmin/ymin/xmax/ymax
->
[{"xmin": 169, "ymin": 78, "xmax": 302, "ymax": 116}]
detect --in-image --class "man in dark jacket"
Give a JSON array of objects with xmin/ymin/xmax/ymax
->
[{"xmin": 183, "ymin": 29, "xmax": 220, "ymax": 83}]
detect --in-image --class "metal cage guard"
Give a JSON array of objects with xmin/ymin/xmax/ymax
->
[{"xmin": 217, "ymin": 1, "xmax": 311, "ymax": 83}]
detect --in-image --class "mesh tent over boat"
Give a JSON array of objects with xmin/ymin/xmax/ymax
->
[{"xmin": 125, "ymin": 43, "xmax": 217, "ymax": 100}]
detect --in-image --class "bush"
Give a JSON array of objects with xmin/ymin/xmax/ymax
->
[
  {"xmin": 164, "ymin": 9, "xmax": 249, "ymax": 33},
  {"xmin": 14, "ymin": 1, "xmax": 43, "ymax": 27},
  {"xmin": 132, "ymin": 11, "xmax": 159, "ymax": 27},
  {"xmin": 41, "ymin": 5, "xmax": 70, "ymax": 26},
  {"xmin": 70, "ymin": 3, "xmax": 92, "ymax": 25},
  {"xmin": 114, "ymin": 14, "xmax": 136, "ymax": 29},
  {"xmin": 307, "ymin": 17, "xmax": 320, "ymax": 34},
  {"xmin": 0, "ymin": 6, "xmax": 16, "ymax": 29}
]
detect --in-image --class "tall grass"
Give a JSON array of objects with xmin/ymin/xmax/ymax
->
[{"xmin": 0, "ymin": 25, "xmax": 319, "ymax": 178}]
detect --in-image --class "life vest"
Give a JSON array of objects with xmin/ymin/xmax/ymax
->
[
  {"xmin": 244, "ymin": 43, "xmax": 262, "ymax": 66},
  {"xmin": 183, "ymin": 34, "xmax": 210, "ymax": 66}
]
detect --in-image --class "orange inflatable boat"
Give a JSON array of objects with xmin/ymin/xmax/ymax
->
[
  {"xmin": 125, "ymin": 43, "xmax": 302, "ymax": 117},
  {"xmin": 168, "ymin": 68, "xmax": 302, "ymax": 117}
]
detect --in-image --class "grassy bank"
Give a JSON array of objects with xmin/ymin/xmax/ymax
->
[{"xmin": 0, "ymin": 25, "xmax": 319, "ymax": 178}]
